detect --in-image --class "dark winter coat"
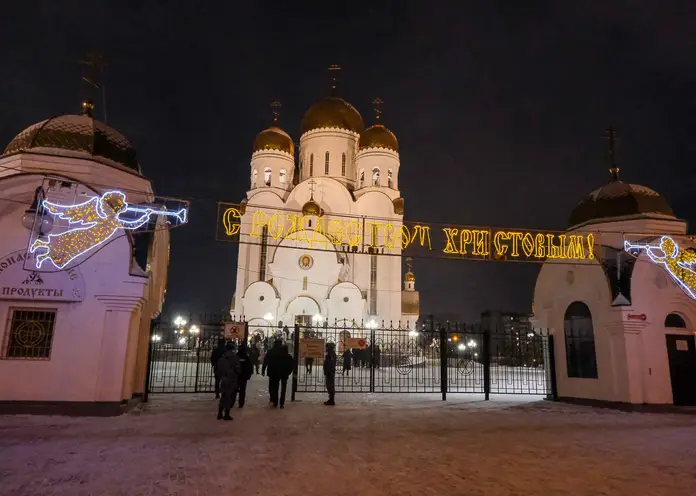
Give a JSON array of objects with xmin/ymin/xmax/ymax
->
[
  {"xmin": 211, "ymin": 343, "xmax": 226, "ymax": 368},
  {"xmin": 237, "ymin": 348, "xmax": 254, "ymax": 382},
  {"xmin": 342, "ymin": 349, "xmax": 352, "ymax": 370},
  {"xmin": 249, "ymin": 346, "xmax": 260, "ymax": 365},
  {"xmin": 264, "ymin": 341, "xmax": 285, "ymax": 379},
  {"xmin": 323, "ymin": 350, "xmax": 337, "ymax": 377},
  {"xmin": 216, "ymin": 350, "xmax": 241, "ymax": 394}
]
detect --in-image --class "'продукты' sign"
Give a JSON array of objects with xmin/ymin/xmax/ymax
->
[{"xmin": 0, "ymin": 250, "xmax": 85, "ymax": 302}]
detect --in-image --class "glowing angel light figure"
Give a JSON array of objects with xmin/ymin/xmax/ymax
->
[
  {"xmin": 30, "ymin": 190, "xmax": 187, "ymax": 270},
  {"xmin": 624, "ymin": 235, "xmax": 696, "ymax": 299}
]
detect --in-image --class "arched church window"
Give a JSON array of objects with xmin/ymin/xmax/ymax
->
[
  {"xmin": 665, "ymin": 313, "xmax": 687, "ymax": 328},
  {"xmin": 388, "ymin": 169, "xmax": 393, "ymax": 188},
  {"xmin": 252, "ymin": 169, "xmax": 258, "ymax": 189},
  {"xmin": 341, "ymin": 153, "xmax": 346, "ymax": 176},
  {"xmin": 279, "ymin": 169, "xmax": 287, "ymax": 185},
  {"xmin": 359, "ymin": 169, "xmax": 365, "ymax": 187},
  {"xmin": 563, "ymin": 301, "xmax": 598, "ymax": 379},
  {"xmin": 264, "ymin": 168, "xmax": 272, "ymax": 186},
  {"xmin": 372, "ymin": 167, "xmax": 380, "ymax": 186},
  {"xmin": 302, "ymin": 276, "xmax": 308, "ymax": 291},
  {"xmin": 325, "ymin": 151, "xmax": 330, "ymax": 175},
  {"xmin": 309, "ymin": 154, "xmax": 314, "ymax": 176}
]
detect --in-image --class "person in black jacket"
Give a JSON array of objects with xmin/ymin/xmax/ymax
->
[
  {"xmin": 236, "ymin": 345, "xmax": 254, "ymax": 408},
  {"xmin": 279, "ymin": 344, "xmax": 294, "ymax": 408},
  {"xmin": 323, "ymin": 342, "xmax": 337, "ymax": 406},
  {"xmin": 210, "ymin": 338, "xmax": 226, "ymax": 399},
  {"xmin": 264, "ymin": 339, "xmax": 285, "ymax": 407}
]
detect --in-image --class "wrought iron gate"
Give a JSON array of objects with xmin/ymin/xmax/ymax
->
[{"xmin": 146, "ymin": 318, "xmax": 556, "ymax": 399}]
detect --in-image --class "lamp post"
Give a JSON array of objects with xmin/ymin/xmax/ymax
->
[{"xmin": 22, "ymin": 186, "xmax": 53, "ymax": 235}]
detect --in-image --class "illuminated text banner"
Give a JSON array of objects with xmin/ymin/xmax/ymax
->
[{"xmin": 216, "ymin": 202, "xmax": 596, "ymax": 263}]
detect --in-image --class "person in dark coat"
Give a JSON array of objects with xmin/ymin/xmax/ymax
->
[
  {"xmin": 279, "ymin": 344, "xmax": 294, "ymax": 408},
  {"xmin": 373, "ymin": 344, "xmax": 381, "ymax": 369},
  {"xmin": 249, "ymin": 344, "xmax": 260, "ymax": 374},
  {"xmin": 323, "ymin": 342, "xmax": 337, "ymax": 406},
  {"xmin": 236, "ymin": 345, "xmax": 254, "ymax": 408},
  {"xmin": 264, "ymin": 339, "xmax": 285, "ymax": 407},
  {"xmin": 215, "ymin": 342, "xmax": 241, "ymax": 420},
  {"xmin": 210, "ymin": 338, "xmax": 226, "ymax": 399},
  {"xmin": 342, "ymin": 348, "xmax": 352, "ymax": 375},
  {"xmin": 352, "ymin": 347, "xmax": 362, "ymax": 368}
]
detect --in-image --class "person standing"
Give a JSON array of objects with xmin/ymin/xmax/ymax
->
[
  {"xmin": 249, "ymin": 343, "xmax": 260, "ymax": 375},
  {"xmin": 216, "ymin": 341, "xmax": 241, "ymax": 420},
  {"xmin": 210, "ymin": 338, "xmax": 226, "ymax": 399},
  {"xmin": 264, "ymin": 339, "xmax": 284, "ymax": 407},
  {"xmin": 323, "ymin": 342, "xmax": 337, "ymax": 406},
  {"xmin": 279, "ymin": 344, "xmax": 294, "ymax": 408},
  {"xmin": 342, "ymin": 348, "xmax": 352, "ymax": 376},
  {"xmin": 236, "ymin": 345, "xmax": 254, "ymax": 408}
]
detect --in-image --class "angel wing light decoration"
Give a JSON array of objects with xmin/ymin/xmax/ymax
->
[{"xmin": 29, "ymin": 190, "xmax": 188, "ymax": 270}]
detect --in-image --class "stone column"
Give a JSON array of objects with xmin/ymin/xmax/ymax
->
[{"xmin": 94, "ymin": 295, "xmax": 144, "ymax": 402}]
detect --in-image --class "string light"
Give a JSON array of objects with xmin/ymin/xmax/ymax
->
[
  {"xmin": 625, "ymin": 236, "xmax": 696, "ymax": 300},
  {"xmin": 30, "ymin": 190, "xmax": 189, "ymax": 270}
]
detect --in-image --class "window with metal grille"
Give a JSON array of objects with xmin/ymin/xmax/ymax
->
[
  {"xmin": 369, "ymin": 254, "xmax": 377, "ymax": 315},
  {"xmin": 259, "ymin": 226, "xmax": 268, "ymax": 281},
  {"xmin": 325, "ymin": 151, "xmax": 330, "ymax": 174},
  {"xmin": 3, "ymin": 309, "xmax": 57, "ymax": 359},
  {"xmin": 309, "ymin": 154, "xmax": 314, "ymax": 176},
  {"xmin": 341, "ymin": 153, "xmax": 346, "ymax": 176}
]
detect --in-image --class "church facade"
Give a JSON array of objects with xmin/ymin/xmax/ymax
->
[{"xmin": 232, "ymin": 93, "xmax": 419, "ymax": 333}]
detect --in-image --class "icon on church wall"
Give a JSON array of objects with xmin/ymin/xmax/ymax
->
[{"xmin": 299, "ymin": 254, "xmax": 314, "ymax": 270}]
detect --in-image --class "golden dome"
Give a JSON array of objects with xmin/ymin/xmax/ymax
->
[
  {"xmin": 404, "ymin": 271, "xmax": 415, "ymax": 282},
  {"xmin": 302, "ymin": 198, "xmax": 323, "ymax": 217},
  {"xmin": 253, "ymin": 126, "xmax": 294, "ymax": 155},
  {"xmin": 301, "ymin": 97, "xmax": 364, "ymax": 135},
  {"xmin": 358, "ymin": 124, "xmax": 398, "ymax": 152}
]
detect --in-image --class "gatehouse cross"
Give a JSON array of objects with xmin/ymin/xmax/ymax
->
[{"xmin": 604, "ymin": 125, "xmax": 619, "ymax": 181}]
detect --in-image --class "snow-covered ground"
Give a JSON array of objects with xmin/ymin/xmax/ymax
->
[{"xmin": 3, "ymin": 375, "xmax": 694, "ymax": 495}]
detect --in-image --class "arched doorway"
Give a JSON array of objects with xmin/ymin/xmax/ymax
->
[{"xmin": 563, "ymin": 301, "xmax": 598, "ymax": 379}]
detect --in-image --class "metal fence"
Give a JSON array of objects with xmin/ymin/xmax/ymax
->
[{"xmin": 146, "ymin": 317, "xmax": 556, "ymax": 399}]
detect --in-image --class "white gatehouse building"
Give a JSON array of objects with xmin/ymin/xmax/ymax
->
[
  {"xmin": 533, "ymin": 139, "xmax": 696, "ymax": 407},
  {"xmin": 232, "ymin": 90, "xmax": 419, "ymax": 333},
  {"xmin": 0, "ymin": 100, "xmax": 172, "ymax": 415}
]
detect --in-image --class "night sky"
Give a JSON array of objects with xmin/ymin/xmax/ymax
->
[{"xmin": 2, "ymin": 1, "xmax": 695, "ymax": 322}]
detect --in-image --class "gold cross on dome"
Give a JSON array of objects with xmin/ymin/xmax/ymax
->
[
  {"xmin": 308, "ymin": 178, "xmax": 317, "ymax": 198},
  {"xmin": 372, "ymin": 97, "xmax": 383, "ymax": 121},
  {"xmin": 603, "ymin": 125, "xmax": 619, "ymax": 181},
  {"xmin": 270, "ymin": 100, "xmax": 281, "ymax": 124}
]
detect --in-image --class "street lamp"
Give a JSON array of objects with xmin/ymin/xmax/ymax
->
[
  {"xmin": 467, "ymin": 340, "xmax": 477, "ymax": 348},
  {"xmin": 366, "ymin": 319, "xmax": 377, "ymax": 329},
  {"xmin": 457, "ymin": 343, "xmax": 466, "ymax": 351},
  {"xmin": 174, "ymin": 315, "xmax": 187, "ymax": 328},
  {"xmin": 151, "ymin": 334, "xmax": 161, "ymax": 342},
  {"xmin": 189, "ymin": 325, "xmax": 200, "ymax": 334},
  {"xmin": 408, "ymin": 329, "xmax": 418, "ymax": 338},
  {"xmin": 22, "ymin": 186, "xmax": 53, "ymax": 235},
  {"xmin": 263, "ymin": 312, "xmax": 274, "ymax": 322},
  {"xmin": 313, "ymin": 313, "xmax": 323, "ymax": 323}
]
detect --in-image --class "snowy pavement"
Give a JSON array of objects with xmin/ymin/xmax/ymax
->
[{"xmin": 1, "ymin": 376, "xmax": 696, "ymax": 495}]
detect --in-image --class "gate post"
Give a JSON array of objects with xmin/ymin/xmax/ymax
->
[
  {"xmin": 483, "ymin": 328, "xmax": 491, "ymax": 401},
  {"xmin": 369, "ymin": 328, "xmax": 376, "ymax": 393},
  {"xmin": 291, "ymin": 323, "xmax": 300, "ymax": 401},
  {"xmin": 439, "ymin": 324, "xmax": 447, "ymax": 401},
  {"xmin": 143, "ymin": 317, "xmax": 159, "ymax": 403},
  {"xmin": 546, "ymin": 333, "xmax": 558, "ymax": 401}
]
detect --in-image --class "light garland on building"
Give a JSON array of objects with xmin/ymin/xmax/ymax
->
[
  {"xmin": 624, "ymin": 236, "xmax": 696, "ymax": 300},
  {"xmin": 30, "ymin": 190, "xmax": 188, "ymax": 270}
]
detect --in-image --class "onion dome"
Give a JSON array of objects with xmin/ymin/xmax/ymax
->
[
  {"xmin": 2, "ymin": 99, "xmax": 140, "ymax": 173},
  {"xmin": 253, "ymin": 101, "xmax": 294, "ymax": 154},
  {"xmin": 405, "ymin": 271, "xmax": 415, "ymax": 282},
  {"xmin": 358, "ymin": 97, "xmax": 398, "ymax": 152},
  {"xmin": 300, "ymin": 97, "xmax": 364, "ymax": 135},
  {"xmin": 568, "ymin": 182, "xmax": 675, "ymax": 228},
  {"xmin": 253, "ymin": 126, "xmax": 294, "ymax": 154},
  {"xmin": 568, "ymin": 127, "xmax": 676, "ymax": 228},
  {"xmin": 302, "ymin": 197, "xmax": 323, "ymax": 217}
]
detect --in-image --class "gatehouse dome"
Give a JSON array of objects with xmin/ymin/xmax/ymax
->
[
  {"xmin": 2, "ymin": 108, "xmax": 140, "ymax": 173},
  {"xmin": 359, "ymin": 124, "xmax": 398, "ymax": 152},
  {"xmin": 253, "ymin": 126, "xmax": 294, "ymax": 155},
  {"xmin": 300, "ymin": 97, "xmax": 364, "ymax": 135},
  {"xmin": 568, "ymin": 181, "xmax": 676, "ymax": 229}
]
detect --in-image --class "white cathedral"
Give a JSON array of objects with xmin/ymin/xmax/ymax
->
[{"xmin": 231, "ymin": 85, "xmax": 419, "ymax": 331}]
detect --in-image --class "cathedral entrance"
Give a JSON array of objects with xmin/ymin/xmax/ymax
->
[
  {"xmin": 296, "ymin": 315, "xmax": 312, "ymax": 327},
  {"xmin": 665, "ymin": 334, "xmax": 696, "ymax": 406}
]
